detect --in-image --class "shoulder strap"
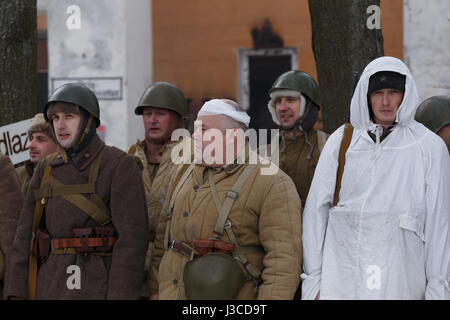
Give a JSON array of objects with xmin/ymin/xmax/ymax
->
[
  {"xmin": 127, "ymin": 144, "xmax": 137, "ymax": 155},
  {"xmin": 28, "ymin": 153, "xmax": 57, "ymax": 300},
  {"xmin": 317, "ymin": 130, "xmax": 327, "ymax": 153},
  {"xmin": 208, "ymin": 165, "xmax": 256, "ymax": 238},
  {"xmin": 208, "ymin": 165, "xmax": 262, "ymax": 282},
  {"xmin": 33, "ymin": 147, "xmax": 111, "ymax": 226},
  {"xmin": 163, "ymin": 163, "xmax": 196, "ymax": 249},
  {"xmin": 333, "ymin": 123, "xmax": 354, "ymax": 206}
]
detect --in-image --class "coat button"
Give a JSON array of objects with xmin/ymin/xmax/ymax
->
[
  {"xmin": 193, "ymin": 185, "xmax": 199, "ymax": 191},
  {"xmin": 183, "ymin": 212, "xmax": 189, "ymax": 218},
  {"xmin": 173, "ymin": 279, "xmax": 178, "ymax": 285}
]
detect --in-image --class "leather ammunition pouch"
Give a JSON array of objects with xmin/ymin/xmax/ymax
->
[
  {"xmin": 51, "ymin": 227, "xmax": 117, "ymax": 255},
  {"xmin": 32, "ymin": 228, "xmax": 51, "ymax": 263},
  {"xmin": 194, "ymin": 239, "xmax": 235, "ymax": 257},
  {"xmin": 170, "ymin": 239, "xmax": 236, "ymax": 259}
]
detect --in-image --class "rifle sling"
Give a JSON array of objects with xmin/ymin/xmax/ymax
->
[{"xmin": 333, "ymin": 123, "xmax": 354, "ymax": 207}]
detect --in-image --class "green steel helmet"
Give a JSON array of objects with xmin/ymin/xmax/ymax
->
[
  {"xmin": 135, "ymin": 82, "xmax": 187, "ymax": 118},
  {"xmin": 269, "ymin": 70, "xmax": 321, "ymax": 109},
  {"xmin": 183, "ymin": 253, "xmax": 246, "ymax": 300},
  {"xmin": 44, "ymin": 83, "xmax": 100, "ymax": 127},
  {"xmin": 415, "ymin": 95, "xmax": 450, "ymax": 133}
]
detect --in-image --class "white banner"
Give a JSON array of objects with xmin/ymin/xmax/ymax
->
[{"xmin": 0, "ymin": 118, "xmax": 33, "ymax": 165}]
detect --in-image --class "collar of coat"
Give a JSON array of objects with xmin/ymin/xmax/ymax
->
[
  {"xmin": 205, "ymin": 142, "xmax": 252, "ymax": 175},
  {"xmin": 134, "ymin": 138, "xmax": 178, "ymax": 165},
  {"xmin": 49, "ymin": 134, "xmax": 105, "ymax": 171}
]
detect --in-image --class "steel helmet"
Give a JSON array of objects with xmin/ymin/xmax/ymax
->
[
  {"xmin": 269, "ymin": 70, "xmax": 321, "ymax": 109},
  {"xmin": 44, "ymin": 83, "xmax": 100, "ymax": 127},
  {"xmin": 415, "ymin": 95, "xmax": 450, "ymax": 133},
  {"xmin": 268, "ymin": 70, "xmax": 321, "ymax": 130},
  {"xmin": 183, "ymin": 253, "xmax": 246, "ymax": 300},
  {"xmin": 135, "ymin": 82, "xmax": 187, "ymax": 118}
]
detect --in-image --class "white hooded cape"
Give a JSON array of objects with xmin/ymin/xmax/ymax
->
[{"xmin": 301, "ymin": 56, "xmax": 450, "ymax": 300}]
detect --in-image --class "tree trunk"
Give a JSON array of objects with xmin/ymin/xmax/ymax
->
[
  {"xmin": 0, "ymin": 0, "xmax": 37, "ymax": 127},
  {"xmin": 308, "ymin": 0, "xmax": 384, "ymax": 133}
]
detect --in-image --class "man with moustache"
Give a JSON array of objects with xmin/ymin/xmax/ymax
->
[
  {"xmin": 5, "ymin": 83, "xmax": 149, "ymax": 300},
  {"xmin": 127, "ymin": 81, "xmax": 188, "ymax": 298},
  {"xmin": 16, "ymin": 113, "xmax": 59, "ymax": 194}
]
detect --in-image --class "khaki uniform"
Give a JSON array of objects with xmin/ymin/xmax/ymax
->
[
  {"xmin": 5, "ymin": 135, "xmax": 149, "ymax": 299},
  {"xmin": 279, "ymin": 127, "xmax": 327, "ymax": 208},
  {"xmin": 15, "ymin": 161, "xmax": 34, "ymax": 195},
  {"xmin": 128, "ymin": 139, "xmax": 180, "ymax": 296},
  {"xmin": 150, "ymin": 147, "xmax": 302, "ymax": 300},
  {"xmin": 0, "ymin": 154, "xmax": 24, "ymax": 299}
]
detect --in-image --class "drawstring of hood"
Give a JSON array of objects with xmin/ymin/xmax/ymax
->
[
  {"xmin": 305, "ymin": 130, "xmax": 314, "ymax": 160},
  {"xmin": 280, "ymin": 127, "xmax": 315, "ymax": 160},
  {"xmin": 368, "ymin": 123, "xmax": 383, "ymax": 160}
]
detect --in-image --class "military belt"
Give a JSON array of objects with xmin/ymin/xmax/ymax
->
[
  {"xmin": 52, "ymin": 237, "xmax": 116, "ymax": 251},
  {"xmin": 170, "ymin": 239, "xmax": 263, "ymax": 260},
  {"xmin": 170, "ymin": 240, "xmax": 196, "ymax": 259}
]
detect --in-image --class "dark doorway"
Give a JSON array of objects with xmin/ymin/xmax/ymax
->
[{"xmin": 248, "ymin": 55, "xmax": 292, "ymax": 143}]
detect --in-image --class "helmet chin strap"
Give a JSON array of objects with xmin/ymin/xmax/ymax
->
[
  {"xmin": 77, "ymin": 114, "xmax": 94, "ymax": 147},
  {"xmin": 282, "ymin": 117, "xmax": 304, "ymax": 133},
  {"xmin": 64, "ymin": 114, "xmax": 96, "ymax": 159}
]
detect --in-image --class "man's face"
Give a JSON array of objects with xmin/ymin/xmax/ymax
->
[
  {"xmin": 437, "ymin": 124, "xmax": 450, "ymax": 153},
  {"xmin": 50, "ymin": 110, "xmax": 82, "ymax": 149},
  {"xmin": 275, "ymin": 96, "xmax": 301, "ymax": 129},
  {"xmin": 193, "ymin": 115, "xmax": 230, "ymax": 167},
  {"xmin": 142, "ymin": 107, "xmax": 180, "ymax": 144},
  {"xmin": 28, "ymin": 132, "xmax": 58, "ymax": 163},
  {"xmin": 369, "ymin": 88, "xmax": 404, "ymax": 127}
]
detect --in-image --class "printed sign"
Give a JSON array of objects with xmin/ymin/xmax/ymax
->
[
  {"xmin": 0, "ymin": 118, "xmax": 33, "ymax": 165},
  {"xmin": 51, "ymin": 77, "xmax": 123, "ymax": 100}
]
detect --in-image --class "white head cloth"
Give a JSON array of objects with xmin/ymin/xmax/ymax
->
[{"xmin": 197, "ymin": 99, "xmax": 251, "ymax": 127}]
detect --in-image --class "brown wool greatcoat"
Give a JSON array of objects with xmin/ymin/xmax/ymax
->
[
  {"xmin": 4, "ymin": 135, "xmax": 149, "ymax": 300},
  {"xmin": 0, "ymin": 154, "xmax": 24, "ymax": 299}
]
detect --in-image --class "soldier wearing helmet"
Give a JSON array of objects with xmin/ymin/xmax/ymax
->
[
  {"xmin": 127, "ymin": 82, "xmax": 188, "ymax": 299},
  {"xmin": 267, "ymin": 70, "xmax": 328, "ymax": 208},
  {"xmin": 15, "ymin": 113, "xmax": 59, "ymax": 194},
  {"xmin": 5, "ymin": 83, "xmax": 149, "ymax": 300},
  {"xmin": 415, "ymin": 95, "xmax": 450, "ymax": 153},
  {"xmin": 268, "ymin": 71, "xmax": 328, "ymax": 299}
]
